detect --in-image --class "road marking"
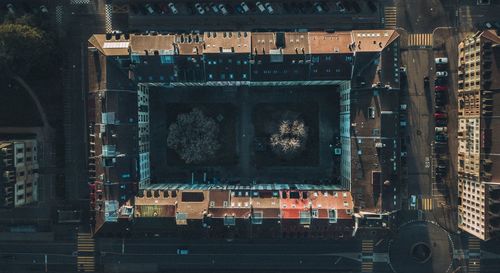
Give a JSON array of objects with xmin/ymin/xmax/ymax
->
[
  {"xmin": 384, "ymin": 7, "xmax": 397, "ymax": 28},
  {"xmin": 105, "ymin": 4, "xmax": 113, "ymax": 33},
  {"xmin": 421, "ymin": 198, "xmax": 433, "ymax": 211},
  {"xmin": 468, "ymin": 257, "xmax": 480, "ymax": 273},
  {"xmin": 408, "ymin": 33, "xmax": 433, "ymax": 47},
  {"xmin": 362, "ymin": 240, "xmax": 374, "ymax": 254},
  {"xmin": 362, "ymin": 261, "xmax": 373, "ymax": 272},
  {"xmin": 77, "ymin": 232, "xmax": 95, "ymax": 272}
]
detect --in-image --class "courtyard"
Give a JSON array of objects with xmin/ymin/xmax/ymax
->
[{"xmin": 149, "ymin": 85, "xmax": 340, "ymax": 184}]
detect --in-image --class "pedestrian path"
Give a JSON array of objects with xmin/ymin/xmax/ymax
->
[
  {"xmin": 77, "ymin": 232, "xmax": 95, "ymax": 272},
  {"xmin": 408, "ymin": 33, "xmax": 433, "ymax": 47},
  {"xmin": 383, "ymin": 7, "xmax": 397, "ymax": 28},
  {"xmin": 420, "ymin": 197, "xmax": 433, "ymax": 211},
  {"xmin": 361, "ymin": 240, "xmax": 373, "ymax": 273}
]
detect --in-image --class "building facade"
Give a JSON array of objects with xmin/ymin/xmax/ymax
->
[
  {"xmin": 0, "ymin": 139, "xmax": 39, "ymax": 208},
  {"xmin": 457, "ymin": 30, "xmax": 500, "ymax": 240}
]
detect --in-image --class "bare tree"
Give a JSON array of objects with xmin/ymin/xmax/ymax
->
[
  {"xmin": 269, "ymin": 118, "xmax": 308, "ymax": 159},
  {"xmin": 167, "ymin": 108, "xmax": 220, "ymax": 164}
]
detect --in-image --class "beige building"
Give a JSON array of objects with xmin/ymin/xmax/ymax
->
[
  {"xmin": 457, "ymin": 30, "xmax": 500, "ymax": 240},
  {"xmin": 0, "ymin": 139, "xmax": 39, "ymax": 207}
]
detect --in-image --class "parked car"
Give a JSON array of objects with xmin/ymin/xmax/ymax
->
[
  {"xmin": 435, "ymin": 77, "xmax": 447, "ymax": 86},
  {"xmin": 168, "ymin": 3, "xmax": 178, "ymax": 14},
  {"xmin": 218, "ymin": 4, "xmax": 228, "ymax": 15},
  {"xmin": 210, "ymin": 2, "xmax": 219, "ymax": 13},
  {"xmin": 336, "ymin": 1, "xmax": 346, "ymax": 13},
  {"xmin": 313, "ymin": 2, "xmax": 325, "ymax": 13},
  {"xmin": 264, "ymin": 2, "xmax": 274, "ymax": 14},
  {"xmin": 436, "ymin": 119, "xmax": 447, "ymax": 126},
  {"xmin": 424, "ymin": 76, "xmax": 430, "ymax": 87},
  {"xmin": 256, "ymin": 2, "xmax": 266, "ymax": 12},
  {"xmin": 435, "ymin": 57, "xmax": 448, "ymax": 65},
  {"xmin": 434, "ymin": 143, "xmax": 448, "ymax": 152},
  {"xmin": 367, "ymin": 0, "xmax": 377, "ymax": 12},
  {"xmin": 434, "ymin": 112, "xmax": 447, "ymax": 118},
  {"xmin": 6, "ymin": 3, "xmax": 15, "ymax": 15},
  {"xmin": 158, "ymin": 3, "xmax": 169, "ymax": 14},
  {"xmin": 177, "ymin": 249, "xmax": 189, "ymax": 255},
  {"xmin": 435, "ymin": 127, "xmax": 447, "ymax": 133},
  {"xmin": 240, "ymin": 2, "xmax": 250, "ymax": 13},
  {"xmin": 410, "ymin": 195, "xmax": 417, "ymax": 209},
  {"xmin": 435, "ymin": 85, "xmax": 448, "ymax": 92},
  {"xmin": 436, "ymin": 71, "xmax": 448, "ymax": 77},
  {"xmin": 144, "ymin": 3, "xmax": 155, "ymax": 14},
  {"xmin": 435, "ymin": 134, "xmax": 448, "ymax": 142},
  {"xmin": 194, "ymin": 3, "xmax": 205, "ymax": 14}
]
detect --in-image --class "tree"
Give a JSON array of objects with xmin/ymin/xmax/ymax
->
[
  {"xmin": 0, "ymin": 23, "xmax": 54, "ymax": 76},
  {"xmin": 269, "ymin": 118, "xmax": 308, "ymax": 159},
  {"xmin": 167, "ymin": 108, "xmax": 221, "ymax": 164}
]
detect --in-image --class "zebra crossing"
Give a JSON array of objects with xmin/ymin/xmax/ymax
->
[
  {"xmin": 468, "ymin": 236, "xmax": 481, "ymax": 272},
  {"xmin": 420, "ymin": 198, "xmax": 433, "ymax": 211},
  {"xmin": 77, "ymin": 232, "xmax": 95, "ymax": 272},
  {"xmin": 105, "ymin": 4, "xmax": 113, "ymax": 33},
  {"xmin": 55, "ymin": 5, "xmax": 63, "ymax": 25},
  {"xmin": 383, "ymin": 7, "xmax": 397, "ymax": 28},
  {"xmin": 408, "ymin": 33, "xmax": 433, "ymax": 47},
  {"xmin": 361, "ymin": 240, "xmax": 373, "ymax": 273}
]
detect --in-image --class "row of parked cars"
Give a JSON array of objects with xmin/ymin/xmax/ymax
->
[
  {"xmin": 2, "ymin": 3, "xmax": 49, "ymax": 16},
  {"xmin": 432, "ymin": 57, "xmax": 449, "ymax": 182},
  {"xmin": 131, "ymin": 1, "xmax": 377, "ymax": 16}
]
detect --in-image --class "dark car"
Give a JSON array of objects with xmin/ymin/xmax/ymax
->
[
  {"xmin": 367, "ymin": 0, "xmax": 377, "ymax": 12},
  {"xmin": 424, "ymin": 76, "xmax": 430, "ymax": 87},
  {"xmin": 436, "ymin": 119, "xmax": 447, "ymax": 126},
  {"xmin": 435, "ymin": 97, "xmax": 446, "ymax": 106},
  {"xmin": 434, "ymin": 143, "xmax": 448, "ymax": 152},
  {"xmin": 435, "ymin": 77, "xmax": 447, "ymax": 86},
  {"xmin": 435, "ymin": 134, "xmax": 448, "ymax": 142},
  {"xmin": 351, "ymin": 1, "xmax": 361, "ymax": 13}
]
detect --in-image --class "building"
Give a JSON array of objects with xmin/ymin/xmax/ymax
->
[
  {"xmin": 87, "ymin": 30, "xmax": 401, "ymax": 235},
  {"xmin": 0, "ymin": 139, "xmax": 39, "ymax": 208},
  {"xmin": 457, "ymin": 30, "xmax": 500, "ymax": 240}
]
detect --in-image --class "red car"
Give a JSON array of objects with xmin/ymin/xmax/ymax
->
[
  {"xmin": 435, "ymin": 86, "xmax": 448, "ymax": 91},
  {"xmin": 434, "ymin": 112, "xmax": 447, "ymax": 118}
]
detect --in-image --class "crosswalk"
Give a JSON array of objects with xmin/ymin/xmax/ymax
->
[
  {"xmin": 105, "ymin": 4, "xmax": 113, "ymax": 33},
  {"xmin": 361, "ymin": 240, "xmax": 373, "ymax": 273},
  {"xmin": 77, "ymin": 232, "xmax": 95, "ymax": 272},
  {"xmin": 384, "ymin": 7, "xmax": 397, "ymax": 28},
  {"xmin": 421, "ymin": 198, "xmax": 433, "ymax": 211},
  {"xmin": 408, "ymin": 34, "xmax": 433, "ymax": 47},
  {"xmin": 468, "ymin": 236, "xmax": 481, "ymax": 272}
]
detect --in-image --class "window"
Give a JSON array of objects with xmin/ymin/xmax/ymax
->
[
  {"xmin": 328, "ymin": 209, "xmax": 337, "ymax": 223},
  {"xmin": 312, "ymin": 209, "xmax": 319, "ymax": 218}
]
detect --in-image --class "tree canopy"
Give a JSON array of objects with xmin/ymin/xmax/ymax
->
[
  {"xmin": 0, "ymin": 23, "xmax": 53, "ymax": 76},
  {"xmin": 167, "ymin": 108, "xmax": 221, "ymax": 164},
  {"xmin": 269, "ymin": 117, "xmax": 308, "ymax": 159}
]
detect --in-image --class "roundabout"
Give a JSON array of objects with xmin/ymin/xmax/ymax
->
[{"xmin": 388, "ymin": 221, "xmax": 454, "ymax": 273}]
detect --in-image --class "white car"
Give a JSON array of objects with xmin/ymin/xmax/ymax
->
[
  {"xmin": 436, "ymin": 71, "xmax": 448, "ymax": 77},
  {"xmin": 314, "ymin": 2, "xmax": 324, "ymax": 13},
  {"xmin": 410, "ymin": 195, "xmax": 417, "ymax": 209},
  {"xmin": 435, "ymin": 57, "xmax": 448, "ymax": 65},
  {"xmin": 256, "ymin": 2, "xmax": 266, "ymax": 13},
  {"xmin": 336, "ymin": 1, "xmax": 346, "ymax": 13},
  {"xmin": 264, "ymin": 2, "xmax": 274, "ymax": 14},
  {"xmin": 218, "ymin": 4, "xmax": 228, "ymax": 15},
  {"xmin": 40, "ymin": 5, "xmax": 48, "ymax": 13},
  {"xmin": 240, "ymin": 2, "xmax": 250, "ymax": 13},
  {"xmin": 194, "ymin": 3, "xmax": 205, "ymax": 15},
  {"xmin": 435, "ymin": 127, "xmax": 447, "ymax": 133},
  {"xmin": 168, "ymin": 2, "xmax": 178, "ymax": 14}
]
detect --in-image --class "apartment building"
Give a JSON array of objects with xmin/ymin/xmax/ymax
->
[
  {"xmin": 457, "ymin": 30, "xmax": 500, "ymax": 240},
  {"xmin": 87, "ymin": 30, "xmax": 400, "ymax": 234},
  {"xmin": 0, "ymin": 139, "xmax": 39, "ymax": 208}
]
